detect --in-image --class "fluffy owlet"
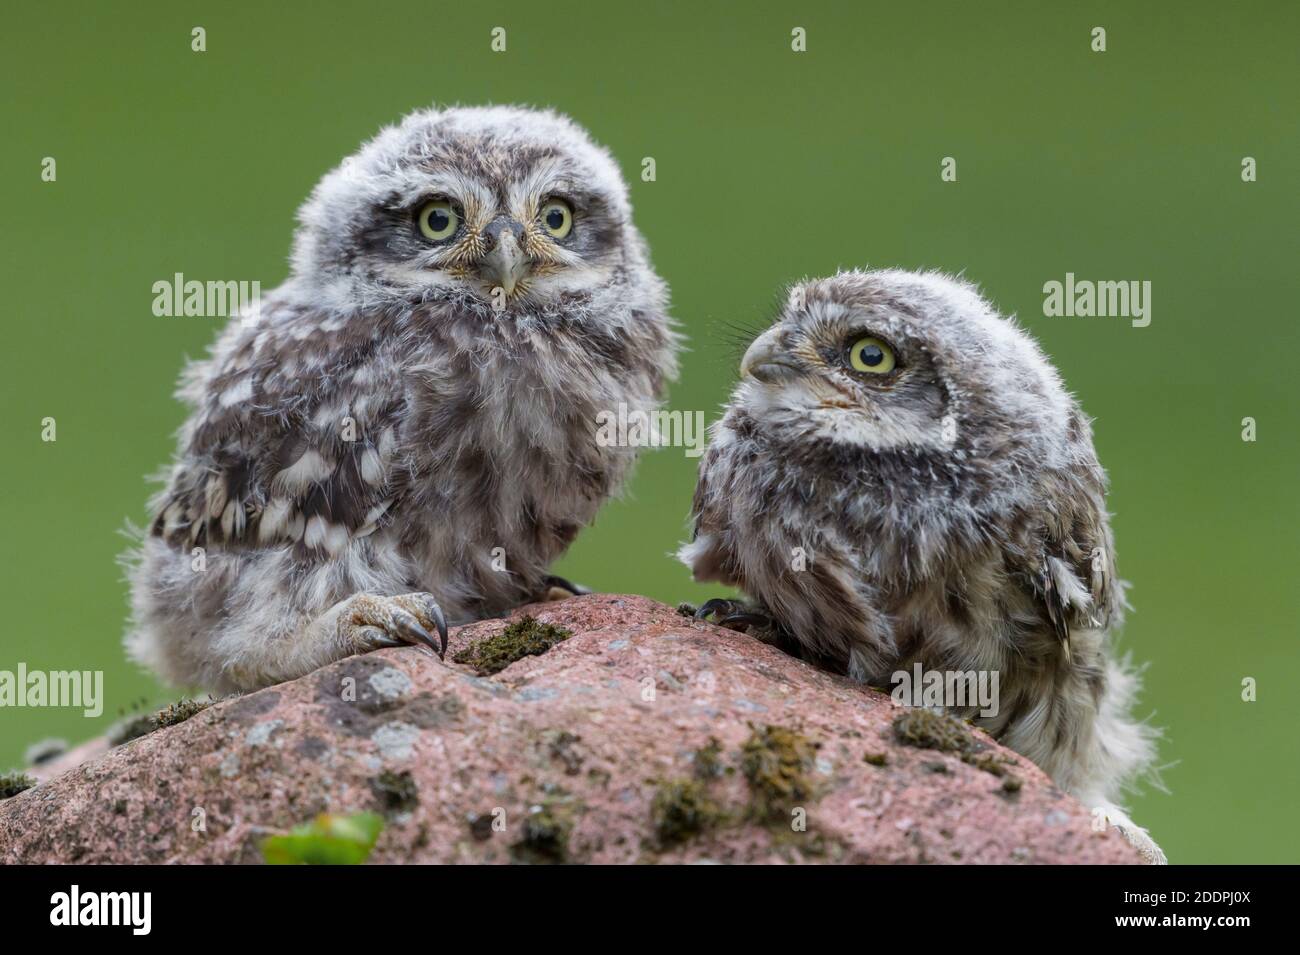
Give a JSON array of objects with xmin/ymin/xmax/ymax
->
[
  {"xmin": 127, "ymin": 105, "xmax": 678, "ymax": 694},
  {"xmin": 679, "ymin": 269, "xmax": 1164, "ymax": 862}
]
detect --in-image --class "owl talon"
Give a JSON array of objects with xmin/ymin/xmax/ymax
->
[
  {"xmin": 719, "ymin": 612, "xmax": 771, "ymax": 632},
  {"xmin": 412, "ymin": 594, "xmax": 449, "ymax": 657},
  {"xmin": 391, "ymin": 610, "xmax": 436, "ymax": 651},
  {"xmin": 541, "ymin": 574, "xmax": 590, "ymax": 601},
  {"xmin": 340, "ymin": 592, "xmax": 449, "ymax": 660},
  {"xmin": 694, "ymin": 598, "xmax": 747, "ymax": 622}
]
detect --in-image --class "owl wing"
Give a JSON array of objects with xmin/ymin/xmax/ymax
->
[
  {"xmin": 679, "ymin": 442, "xmax": 740, "ymax": 585},
  {"xmin": 1012, "ymin": 466, "xmax": 1122, "ymax": 649},
  {"xmin": 150, "ymin": 305, "xmax": 413, "ymax": 556}
]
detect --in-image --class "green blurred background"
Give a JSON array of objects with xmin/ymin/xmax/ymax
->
[{"xmin": 2, "ymin": 0, "xmax": 1296, "ymax": 863}]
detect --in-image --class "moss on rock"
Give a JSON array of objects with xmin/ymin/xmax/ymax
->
[
  {"xmin": 511, "ymin": 799, "xmax": 573, "ymax": 864},
  {"xmin": 109, "ymin": 697, "xmax": 213, "ymax": 746},
  {"xmin": 156, "ymin": 698, "xmax": 212, "ymax": 728},
  {"xmin": 0, "ymin": 771, "xmax": 35, "ymax": 800},
  {"xmin": 651, "ymin": 778, "xmax": 723, "ymax": 846},
  {"xmin": 454, "ymin": 616, "xmax": 572, "ymax": 676},
  {"xmin": 370, "ymin": 769, "xmax": 419, "ymax": 815},
  {"xmin": 892, "ymin": 709, "xmax": 1020, "ymax": 781},
  {"xmin": 740, "ymin": 724, "xmax": 818, "ymax": 822},
  {"xmin": 692, "ymin": 737, "xmax": 725, "ymax": 780},
  {"xmin": 892, "ymin": 708, "xmax": 972, "ymax": 753}
]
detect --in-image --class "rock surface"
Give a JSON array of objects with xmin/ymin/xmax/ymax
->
[{"xmin": 0, "ymin": 595, "xmax": 1142, "ymax": 864}]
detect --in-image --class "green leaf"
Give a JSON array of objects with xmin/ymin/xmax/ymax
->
[{"xmin": 260, "ymin": 811, "xmax": 385, "ymax": 865}]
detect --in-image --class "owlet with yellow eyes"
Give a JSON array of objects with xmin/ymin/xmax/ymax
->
[
  {"xmin": 127, "ymin": 105, "xmax": 678, "ymax": 693},
  {"xmin": 681, "ymin": 269, "xmax": 1165, "ymax": 862}
]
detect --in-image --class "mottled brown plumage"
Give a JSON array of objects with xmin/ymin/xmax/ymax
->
[
  {"xmin": 127, "ymin": 105, "xmax": 678, "ymax": 693},
  {"xmin": 681, "ymin": 269, "xmax": 1164, "ymax": 861}
]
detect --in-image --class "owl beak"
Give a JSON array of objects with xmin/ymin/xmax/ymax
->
[
  {"xmin": 741, "ymin": 332, "xmax": 801, "ymax": 384},
  {"xmin": 481, "ymin": 226, "xmax": 529, "ymax": 296}
]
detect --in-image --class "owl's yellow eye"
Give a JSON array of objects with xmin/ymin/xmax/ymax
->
[
  {"xmin": 417, "ymin": 199, "xmax": 460, "ymax": 241},
  {"xmin": 848, "ymin": 337, "xmax": 896, "ymax": 374},
  {"xmin": 540, "ymin": 198, "xmax": 573, "ymax": 239}
]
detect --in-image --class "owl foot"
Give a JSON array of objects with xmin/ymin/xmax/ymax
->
[
  {"xmin": 1096, "ymin": 804, "xmax": 1168, "ymax": 865},
  {"xmin": 337, "ymin": 592, "xmax": 448, "ymax": 659},
  {"xmin": 540, "ymin": 574, "xmax": 591, "ymax": 601},
  {"xmin": 693, "ymin": 598, "xmax": 773, "ymax": 633},
  {"xmin": 1118, "ymin": 824, "xmax": 1167, "ymax": 865}
]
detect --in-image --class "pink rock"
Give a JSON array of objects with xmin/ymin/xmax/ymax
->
[{"xmin": 0, "ymin": 595, "xmax": 1143, "ymax": 864}]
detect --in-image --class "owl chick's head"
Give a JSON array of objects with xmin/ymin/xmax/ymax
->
[
  {"xmin": 291, "ymin": 105, "xmax": 641, "ymax": 311},
  {"xmin": 735, "ymin": 270, "xmax": 1076, "ymax": 467}
]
